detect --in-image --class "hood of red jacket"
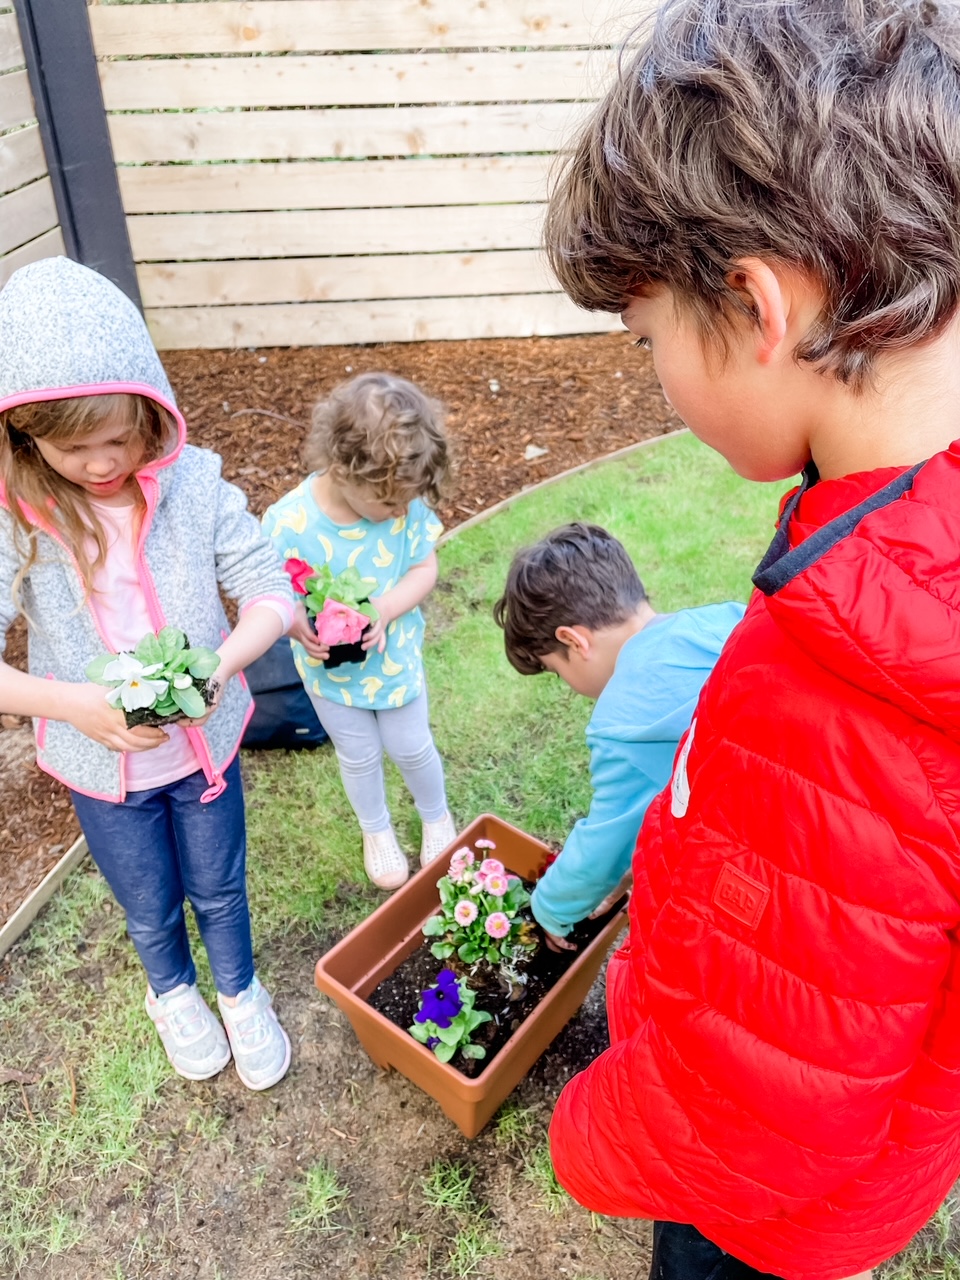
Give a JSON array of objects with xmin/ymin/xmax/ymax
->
[{"xmin": 760, "ymin": 440, "xmax": 960, "ymax": 741}]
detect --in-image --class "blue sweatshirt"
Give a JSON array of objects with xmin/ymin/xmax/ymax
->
[{"xmin": 530, "ymin": 601, "xmax": 746, "ymax": 938}]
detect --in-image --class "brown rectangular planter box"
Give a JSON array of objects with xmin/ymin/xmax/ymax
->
[{"xmin": 314, "ymin": 813, "xmax": 627, "ymax": 1138}]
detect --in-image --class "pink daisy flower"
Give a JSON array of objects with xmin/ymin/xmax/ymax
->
[
  {"xmin": 479, "ymin": 858, "xmax": 505, "ymax": 879},
  {"xmin": 449, "ymin": 847, "xmax": 475, "ymax": 878},
  {"xmin": 484, "ymin": 912, "xmax": 510, "ymax": 939},
  {"xmin": 454, "ymin": 899, "xmax": 478, "ymax": 926},
  {"xmin": 475, "ymin": 838, "xmax": 497, "ymax": 850},
  {"xmin": 484, "ymin": 872, "xmax": 509, "ymax": 897}
]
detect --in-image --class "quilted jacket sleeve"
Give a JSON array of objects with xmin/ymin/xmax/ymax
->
[{"xmin": 212, "ymin": 466, "xmax": 294, "ymax": 621}]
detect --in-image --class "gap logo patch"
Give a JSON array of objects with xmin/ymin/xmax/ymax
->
[{"xmin": 712, "ymin": 863, "xmax": 770, "ymax": 930}]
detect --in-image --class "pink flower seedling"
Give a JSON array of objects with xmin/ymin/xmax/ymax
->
[
  {"xmin": 284, "ymin": 557, "xmax": 315, "ymax": 595},
  {"xmin": 313, "ymin": 597, "xmax": 369, "ymax": 646},
  {"xmin": 479, "ymin": 857, "xmax": 505, "ymax": 878},
  {"xmin": 475, "ymin": 838, "xmax": 497, "ymax": 850},
  {"xmin": 484, "ymin": 872, "xmax": 510, "ymax": 897},
  {"xmin": 484, "ymin": 912, "xmax": 510, "ymax": 939},
  {"xmin": 454, "ymin": 900, "xmax": 478, "ymax": 927},
  {"xmin": 449, "ymin": 847, "xmax": 475, "ymax": 877}
]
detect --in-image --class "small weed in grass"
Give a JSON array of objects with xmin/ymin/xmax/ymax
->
[
  {"xmin": 421, "ymin": 1158, "xmax": 479, "ymax": 1216},
  {"xmin": 493, "ymin": 1100, "xmax": 540, "ymax": 1151},
  {"xmin": 446, "ymin": 1221, "xmax": 503, "ymax": 1279},
  {"xmin": 523, "ymin": 1138, "xmax": 569, "ymax": 1214},
  {"xmin": 288, "ymin": 1158, "xmax": 350, "ymax": 1235},
  {"xmin": 882, "ymin": 1196, "xmax": 960, "ymax": 1280}
]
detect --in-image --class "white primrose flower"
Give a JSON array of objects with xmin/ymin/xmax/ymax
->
[{"xmin": 102, "ymin": 653, "xmax": 169, "ymax": 712}]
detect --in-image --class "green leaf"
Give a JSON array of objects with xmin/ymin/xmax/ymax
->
[
  {"xmin": 85, "ymin": 652, "xmax": 117, "ymax": 683},
  {"xmin": 171, "ymin": 684, "xmax": 206, "ymax": 719},
  {"xmin": 157, "ymin": 626, "xmax": 186, "ymax": 664},
  {"xmin": 184, "ymin": 648, "xmax": 220, "ymax": 680},
  {"xmin": 409, "ymin": 1022, "xmax": 431, "ymax": 1043},
  {"xmin": 134, "ymin": 632, "xmax": 162, "ymax": 666},
  {"xmin": 435, "ymin": 1023, "xmax": 462, "ymax": 1046},
  {"xmin": 357, "ymin": 602, "xmax": 378, "ymax": 621},
  {"xmin": 460, "ymin": 1044, "xmax": 486, "ymax": 1060},
  {"xmin": 465, "ymin": 1009, "xmax": 492, "ymax": 1031},
  {"xmin": 486, "ymin": 947, "xmax": 500, "ymax": 965},
  {"xmin": 422, "ymin": 915, "xmax": 446, "ymax": 937},
  {"xmin": 434, "ymin": 1041, "xmax": 456, "ymax": 1064},
  {"xmin": 153, "ymin": 697, "xmax": 178, "ymax": 715},
  {"xmin": 430, "ymin": 942, "xmax": 455, "ymax": 960}
]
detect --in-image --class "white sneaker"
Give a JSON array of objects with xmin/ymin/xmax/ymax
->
[
  {"xmin": 420, "ymin": 812, "xmax": 458, "ymax": 868},
  {"xmin": 146, "ymin": 982, "xmax": 231, "ymax": 1081},
  {"xmin": 362, "ymin": 826, "xmax": 410, "ymax": 890},
  {"xmin": 218, "ymin": 975, "xmax": 291, "ymax": 1091}
]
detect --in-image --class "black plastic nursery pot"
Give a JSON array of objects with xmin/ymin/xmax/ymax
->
[{"xmin": 314, "ymin": 814, "xmax": 628, "ymax": 1138}]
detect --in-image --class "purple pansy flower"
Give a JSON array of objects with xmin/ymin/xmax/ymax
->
[{"xmin": 414, "ymin": 968, "xmax": 463, "ymax": 1029}]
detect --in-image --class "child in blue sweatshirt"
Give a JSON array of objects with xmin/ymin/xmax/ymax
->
[{"xmin": 494, "ymin": 523, "xmax": 743, "ymax": 947}]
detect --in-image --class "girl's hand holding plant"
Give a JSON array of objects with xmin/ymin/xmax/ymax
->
[
  {"xmin": 289, "ymin": 601, "xmax": 330, "ymax": 662},
  {"xmin": 65, "ymin": 680, "xmax": 169, "ymax": 753},
  {"xmin": 284, "ymin": 557, "xmax": 377, "ymax": 655},
  {"xmin": 86, "ymin": 626, "xmax": 221, "ymax": 729}
]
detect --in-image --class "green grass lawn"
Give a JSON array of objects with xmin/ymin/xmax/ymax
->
[{"xmin": 2, "ymin": 432, "xmax": 952, "ymax": 1279}]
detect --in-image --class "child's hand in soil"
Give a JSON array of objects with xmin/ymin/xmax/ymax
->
[
  {"xmin": 545, "ymin": 929, "xmax": 578, "ymax": 953},
  {"xmin": 588, "ymin": 872, "xmax": 633, "ymax": 919},
  {"xmin": 290, "ymin": 602, "xmax": 330, "ymax": 661},
  {"xmin": 66, "ymin": 682, "xmax": 168, "ymax": 753}
]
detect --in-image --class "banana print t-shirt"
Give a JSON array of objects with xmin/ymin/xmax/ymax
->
[{"xmin": 262, "ymin": 477, "xmax": 443, "ymax": 710}]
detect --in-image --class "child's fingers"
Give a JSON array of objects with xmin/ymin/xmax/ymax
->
[{"xmin": 545, "ymin": 930, "xmax": 578, "ymax": 953}]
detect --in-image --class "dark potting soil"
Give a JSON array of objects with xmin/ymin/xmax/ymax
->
[
  {"xmin": 123, "ymin": 677, "xmax": 213, "ymax": 729},
  {"xmin": 367, "ymin": 896, "xmax": 626, "ymax": 1077}
]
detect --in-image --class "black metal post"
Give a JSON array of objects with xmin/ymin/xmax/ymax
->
[{"xmin": 11, "ymin": 0, "xmax": 142, "ymax": 309}]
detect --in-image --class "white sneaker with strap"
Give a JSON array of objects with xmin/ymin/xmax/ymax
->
[
  {"xmin": 420, "ymin": 812, "xmax": 458, "ymax": 868},
  {"xmin": 362, "ymin": 826, "xmax": 410, "ymax": 890},
  {"xmin": 218, "ymin": 975, "xmax": 291, "ymax": 1091},
  {"xmin": 146, "ymin": 982, "xmax": 231, "ymax": 1081}
]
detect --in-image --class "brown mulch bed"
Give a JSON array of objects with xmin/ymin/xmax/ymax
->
[{"xmin": 0, "ymin": 333, "xmax": 675, "ymax": 926}]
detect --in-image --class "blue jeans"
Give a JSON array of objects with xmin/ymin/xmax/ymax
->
[
  {"xmin": 70, "ymin": 759, "xmax": 254, "ymax": 998},
  {"xmin": 650, "ymin": 1224, "xmax": 783, "ymax": 1280}
]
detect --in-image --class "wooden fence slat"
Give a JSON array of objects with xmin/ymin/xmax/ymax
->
[
  {"xmin": 108, "ymin": 101, "xmax": 591, "ymax": 164},
  {"xmin": 128, "ymin": 202, "xmax": 546, "ymax": 261},
  {"xmin": 0, "ymin": 11, "xmax": 24, "ymax": 74},
  {"xmin": 138, "ymin": 249, "xmax": 552, "ymax": 307},
  {"xmin": 100, "ymin": 49, "xmax": 618, "ymax": 111},
  {"xmin": 0, "ymin": 67, "xmax": 33, "ymax": 134},
  {"xmin": 0, "ymin": 225, "xmax": 63, "ymax": 289},
  {"xmin": 90, "ymin": 0, "xmax": 633, "ymax": 56},
  {"xmin": 0, "ymin": 122, "xmax": 45, "ymax": 196},
  {"xmin": 146, "ymin": 292, "xmax": 620, "ymax": 349},
  {"xmin": 117, "ymin": 155, "xmax": 552, "ymax": 214},
  {"xmin": 0, "ymin": 175, "xmax": 56, "ymax": 257}
]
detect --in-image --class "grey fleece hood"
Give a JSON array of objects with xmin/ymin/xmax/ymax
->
[{"xmin": 0, "ymin": 256, "xmax": 177, "ymax": 416}]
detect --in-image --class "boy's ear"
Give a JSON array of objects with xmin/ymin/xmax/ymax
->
[
  {"xmin": 555, "ymin": 624, "xmax": 592, "ymax": 657},
  {"xmin": 726, "ymin": 257, "xmax": 788, "ymax": 365}
]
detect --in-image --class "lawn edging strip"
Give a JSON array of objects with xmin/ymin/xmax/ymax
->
[
  {"xmin": 438, "ymin": 428, "xmax": 688, "ymax": 546},
  {"xmin": 0, "ymin": 834, "xmax": 88, "ymax": 960}
]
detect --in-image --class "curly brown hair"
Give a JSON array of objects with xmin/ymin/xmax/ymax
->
[
  {"xmin": 546, "ymin": 0, "xmax": 960, "ymax": 385},
  {"xmin": 493, "ymin": 523, "xmax": 647, "ymax": 675},
  {"xmin": 305, "ymin": 372, "xmax": 450, "ymax": 509}
]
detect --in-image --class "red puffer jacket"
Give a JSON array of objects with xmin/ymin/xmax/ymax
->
[{"xmin": 549, "ymin": 443, "xmax": 960, "ymax": 1280}]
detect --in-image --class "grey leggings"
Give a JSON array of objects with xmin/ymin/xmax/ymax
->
[{"xmin": 307, "ymin": 688, "xmax": 448, "ymax": 832}]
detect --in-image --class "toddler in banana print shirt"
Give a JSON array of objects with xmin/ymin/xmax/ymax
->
[{"xmin": 263, "ymin": 373, "xmax": 457, "ymax": 891}]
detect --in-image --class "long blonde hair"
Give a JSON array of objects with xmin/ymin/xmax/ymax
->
[{"xmin": 0, "ymin": 392, "xmax": 173, "ymax": 598}]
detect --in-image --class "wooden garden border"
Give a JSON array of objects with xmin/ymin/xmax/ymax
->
[{"xmin": 0, "ymin": 834, "xmax": 87, "ymax": 960}]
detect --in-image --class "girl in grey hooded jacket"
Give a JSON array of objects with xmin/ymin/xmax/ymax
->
[{"xmin": 0, "ymin": 257, "xmax": 295, "ymax": 1091}]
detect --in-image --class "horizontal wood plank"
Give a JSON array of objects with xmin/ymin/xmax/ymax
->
[
  {"xmin": 0, "ymin": 123, "xmax": 46, "ymax": 196},
  {"xmin": 117, "ymin": 155, "xmax": 551, "ymax": 214},
  {"xmin": 0, "ymin": 176, "xmax": 57, "ymax": 257},
  {"xmin": 0, "ymin": 225, "xmax": 64, "ymax": 288},
  {"xmin": 91, "ymin": 1, "xmax": 634, "ymax": 56},
  {"xmin": 138, "ymin": 249, "xmax": 553, "ymax": 307},
  {"xmin": 100, "ymin": 49, "xmax": 618, "ymax": 111},
  {"xmin": 0, "ymin": 67, "xmax": 33, "ymax": 134},
  {"xmin": 108, "ymin": 101, "xmax": 591, "ymax": 164},
  {"xmin": 0, "ymin": 11, "xmax": 24, "ymax": 74},
  {"xmin": 128, "ymin": 202, "xmax": 546, "ymax": 260},
  {"xmin": 146, "ymin": 292, "xmax": 620, "ymax": 349}
]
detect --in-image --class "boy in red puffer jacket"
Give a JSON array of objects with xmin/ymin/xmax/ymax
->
[{"xmin": 543, "ymin": 3, "xmax": 960, "ymax": 1279}]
